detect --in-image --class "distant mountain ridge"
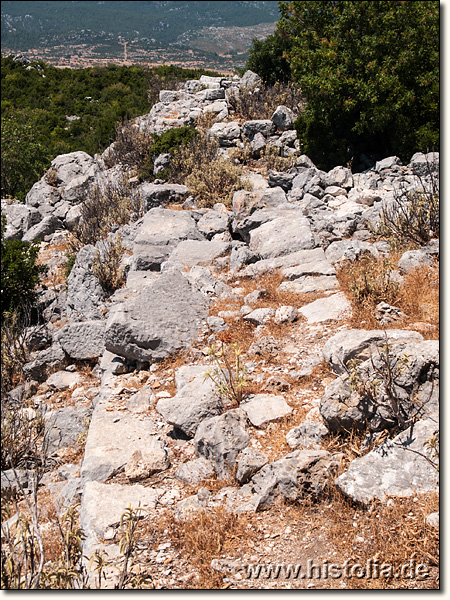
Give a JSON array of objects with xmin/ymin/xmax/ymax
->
[{"xmin": 1, "ymin": 1, "xmax": 280, "ymax": 49}]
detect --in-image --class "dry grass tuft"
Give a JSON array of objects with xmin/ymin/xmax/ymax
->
[
  {"xmin": 337, "ymin": 256, "xmax": 439, "ymax": 339},
  {"xmin": 397, "ymin": 263, "xmax": 439, "ymax": 337},
  {"xmin": 323, "ymin": 492, "xmax": 439, "ymax": 589},
  {"xmin": 162, "ymin": 507, "xmax": 257, "ymax": 588}
]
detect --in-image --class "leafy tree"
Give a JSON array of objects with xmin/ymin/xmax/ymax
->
[
  {"xmin": 1, "ymin": 216, "xmax": 47, "ymax": 318},
  {"xmin": 250, "ymin": 1, "xmax": 439, "ymax": 170},
  {"xmin": 1, "ymin": 110, "xmax": 51, "ymax": 201},
  {"xmin": 247, "ymin": 31, "xmax": 292, "ymax": 85}
]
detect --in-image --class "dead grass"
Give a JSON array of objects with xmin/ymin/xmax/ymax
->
[
  {"xmin": 397, "ymin": 263, "xmax": 439, "ymax": 337},
  {"xmin": 337, "ymin": 257, "xmax": 439, "ymax": 339},
  {"xmin": 162, "ymin": 507, "xmax": 258, "ymax": 589},
  {"xmin": 322, "ymin": 492, "xmax": 439, "ymax": 589}
]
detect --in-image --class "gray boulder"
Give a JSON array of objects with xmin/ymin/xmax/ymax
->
[
  {"xmin": 242, "ymin": 120, "xmax": 276, "ymax": 141},
  {"xmin": 249, "ymin": 211, "xmax": 316, "ymax": 259},
  {"xmin": 45, "ymin": 405, "xmax": 92, "ymax": 455},
  {"xmin": 125, "ymin": 440, "xmax": 170, "ymax": 482},
  {"xmin": 153, "ymin": 153, "xmax": 171, "ymax": 175},
  {"xmin": 185, "ymin": 265, "xmax": 230, "ymax": 298},
  {"xmin": 165, "ymin": 239, "xmax": 230, "ymax": 268},
  {"xmin": 132, "ymin": 207, "xmax": 203, "ymax": 271},
  {"xmin": 236, "ymin": 448, "xmax": 268, "ymax": 484},
  {"xmin": 240, "ymin": 394, "xmax": 292, "ymax": 428},
  {"xmin": 138, "ymin": 183, "xmax": 189, "ymax": 211},
  {"xmin": 229, "ymin": 245, "xmax": 260, "ymax": 273},
  {"xmin": 271, "ymin": 105, "xmax": 295, "ymax": 131},
  {"xmin": 156, "ymin": 365, "xmax": 222, "ymax": 437},
  {"xmin": 23, "ymin": 342, "xmax": 68, "ymax": 382},
  {"xmin": 57, "ymin": 321, "xmax": 105, "ymax": 360},
  {"xmin": 325, "ymin": 239, "xmax": 380, "ymax": 265},
  {"xmin": 299, "ymin": 293, "xmax": 352, "ymax": 324},
  {"xmin": 239, "ymin": 70, "xmax": 262, "ymax": 90},
  {"xmin": 279, "ymin": 275, "xmax": 340, "ymax": 295},
  {"xmin": 22, "ymin": 215, "xmax": 63, "ymax": 242},
  {"xmin": 105, "ymin": 270, "xmax": 209, "ymax": 363},
  {"xmin": 408, "ymin": 151, "xmax": 439, "ymax": 177},
  {"xmin": 1, "ymin": 201, "xmax": 41, "ymax": 239},
  {"xmin": 322, "ymin": 329, "xmax": 424, "ymax": 375},
  {"xmin": 248, "ymin": 450, "xmax": 341, "ymax": 510},
  {"xmin": 398, "ymin": 249, "xmax": 434, "ymax": 273},
  {"xmin": 25, "ymin": 179, "xmax": 61, "ymax": 213},
  {"xmin": 208, "ymin": 122, "xmax": 241, "ymax": 147},
  {"xmin": 375, "ymin": 156, "xmax": 402, "ymax": 172},
  {"xmin": 325, "ymin": 166, "xmax": 353, "ymax": 189},
  {"xmin": 336, "ymin": 417, "xmax": 439, "ymax": 504},
  {"xmin": 46, "ymin": 370, "xmax": 82, "ymax": 391},
  {"xmin": 320, "ymin": 340, "xmax": 439, "ymax": 432},
  {"xmin": 286, "ymin": 420, "xmax": 329, "ymax": 450},
  {"xmin": 175, "ymin": 457, "xmax": 215, "ymax": 485},
  {"xmin": 66, "ymin": 245, "xmax": 105, "ymax": 320},
  {"xmin": 243, "ymin": 247, "xmax": 335, "ymax": 278},
  {"xmin": 197, "ymin": 209, "xmax": 230, "ymax": 239},
  {"xmin": 194, "ymin": 409, "xmax": 250, "ymax": 477}
]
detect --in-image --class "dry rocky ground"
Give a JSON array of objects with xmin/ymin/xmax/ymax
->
[{"xmin": 1, "ymin": 71, "xmax": 439, "ymax": 590}]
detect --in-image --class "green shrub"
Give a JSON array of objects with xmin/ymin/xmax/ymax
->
[
  {"xmin": 137, "ymin": 126, "xmax": 198, "ymax": 182},
  {"xmin": 169, "ymin": 131, "xmax": 248, "ymax": 207},
  {"xmin": 376, "ymin": 168, "xmax": 439, "ymax": 250},
  {"xmin": 248, "ymin": 1, "xmax": 439, "ymax": 170},
  {"xmin": 72, "ymin": 178, "xmax": 143, "ymax": 247},
  {"xmin": 1, "ymin": 216, "xmax": 47, "ymax": 317}
]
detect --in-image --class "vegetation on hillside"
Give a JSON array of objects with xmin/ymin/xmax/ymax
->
[
  {"xmin": 1, "ymin": 56, "xmax": 220, "ymax": 200},
  {"xmin": 1, "ymin": 1, "xmax": 280, "ymax": 50},
  {"xmin": 247, "ymin": 0, "xmax": 439, "ymax": 170}
]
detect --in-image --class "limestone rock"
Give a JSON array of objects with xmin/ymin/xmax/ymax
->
[
  {"xmin": 236, "ymin": 448, "xmax": 268, "ymax": 484},
  {"xmin": 271, "ymin": 105, "xmax": 295, "ymax": 131},
  {"xmin": 249, "ymin": 212, "xmax": 316, "ymax": 259},
  {"xmin": 194, "ymin": 409, "xmax": 250, "ymax": 477},
  {"xmin": 66, "ymin": 245, "xmax": 105, "ymax": 321},
  {"xmin": 286, "ymin": 420, "xmax": 329, "ymax": 450},
  {"xmin": 299, "ymin": 293, "xmax": 352, "ymax": 324},
  {"xmin": 45, "ymin": 405, "xmax": 92, "ymax": 455},
  {"xmin": 104, "ymin": 271, "xmax": 209, "ymax": 363},
  {"xmin": 175, "ymin": 458, "xmax": 215, "ymax": 485},
  {"xmin": 322, "ymin": 329, "xmax": 424, "ymax": 375},
  {"xmin": 156, "ymin": 365, "xmax": 221, "ymax": 437},
  {"xmin": 166, "ymin": 239, "xmax": 230, "ymax": 268},
  {"xmin": 125, "ymin": 440, "xmax": 170, "ymax": 482},
  {"xmin": 336, "ymin": 418, "xmax": 439, "ymax": 504},
  {"xmin": 249, "ymin": 450, "xmax": 341, "ymax": 510},
  {"xmin": 57, "ymin": 321, "xmax": 105, "ymax": 360},
  {"xmin": 132, "ymin": 207, "xmax": 203, "ymax": 271},
  {"xmin": 240, "ymin": 394, "xmax": 292, "ymax": 427}
]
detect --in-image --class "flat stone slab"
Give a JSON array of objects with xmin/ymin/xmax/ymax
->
[
  {"xmin": 249, "ymin": 213, "xmax": 316, "ymax": 259},
  {"xmin": 80, "ymin": 391, "xmax": 162, "ymax": 483},
  {"xmin": 240, "ymin": 394, "xmax": 292, "ymax": 427},
  {"xmin": 166, "ymin": 239, "xmax": 230, "ymax": 268},
  {"xmin": 279, "ymin": 275, "xmax": 340, "ymax": 294},
  {"xmin": 156, "ymin": 365, "xmax": 222, "ymax": 437},
  {"xmin": 242, "ymin": 247, "xmax": 335, "ymax": 278},
  {"xmin": 80, "ymin": 480, "xmax": 171, "ymax": 559},
  {"xmin": 104, "ymin": 271, "xmax": 209, "ymax": 363},
  {"xmin": 299, "ymin": 292, "xmax": 352, "ymax": 323},
  {"xmin": 336, "ymin": 418, "xmax": 439, "ymax": 504},
  {"xmin": 57, "ymin": 320, "xmax": 105, "ymax": 360}
]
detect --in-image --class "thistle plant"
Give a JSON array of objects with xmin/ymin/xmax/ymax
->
[{"xmin": 204, "ymin": 342, "xmax": 249, "ymax": 408}]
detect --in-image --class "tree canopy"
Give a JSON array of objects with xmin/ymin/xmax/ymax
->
[{"xmin": 249, "ymin": 1, "xmax": 439, "ymax": 170}]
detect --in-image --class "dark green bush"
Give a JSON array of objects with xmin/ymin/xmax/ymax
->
[
  {"xmin": 1, "ymin": 216, "xmax": 47, "ymax": 318},
  {"xmin": 138, "ymin": 126, "xmax": 198, "ymax": 181},
  {"xmin": 248, "ymin": 1, "xmax": 439, "ymax": 170}
]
